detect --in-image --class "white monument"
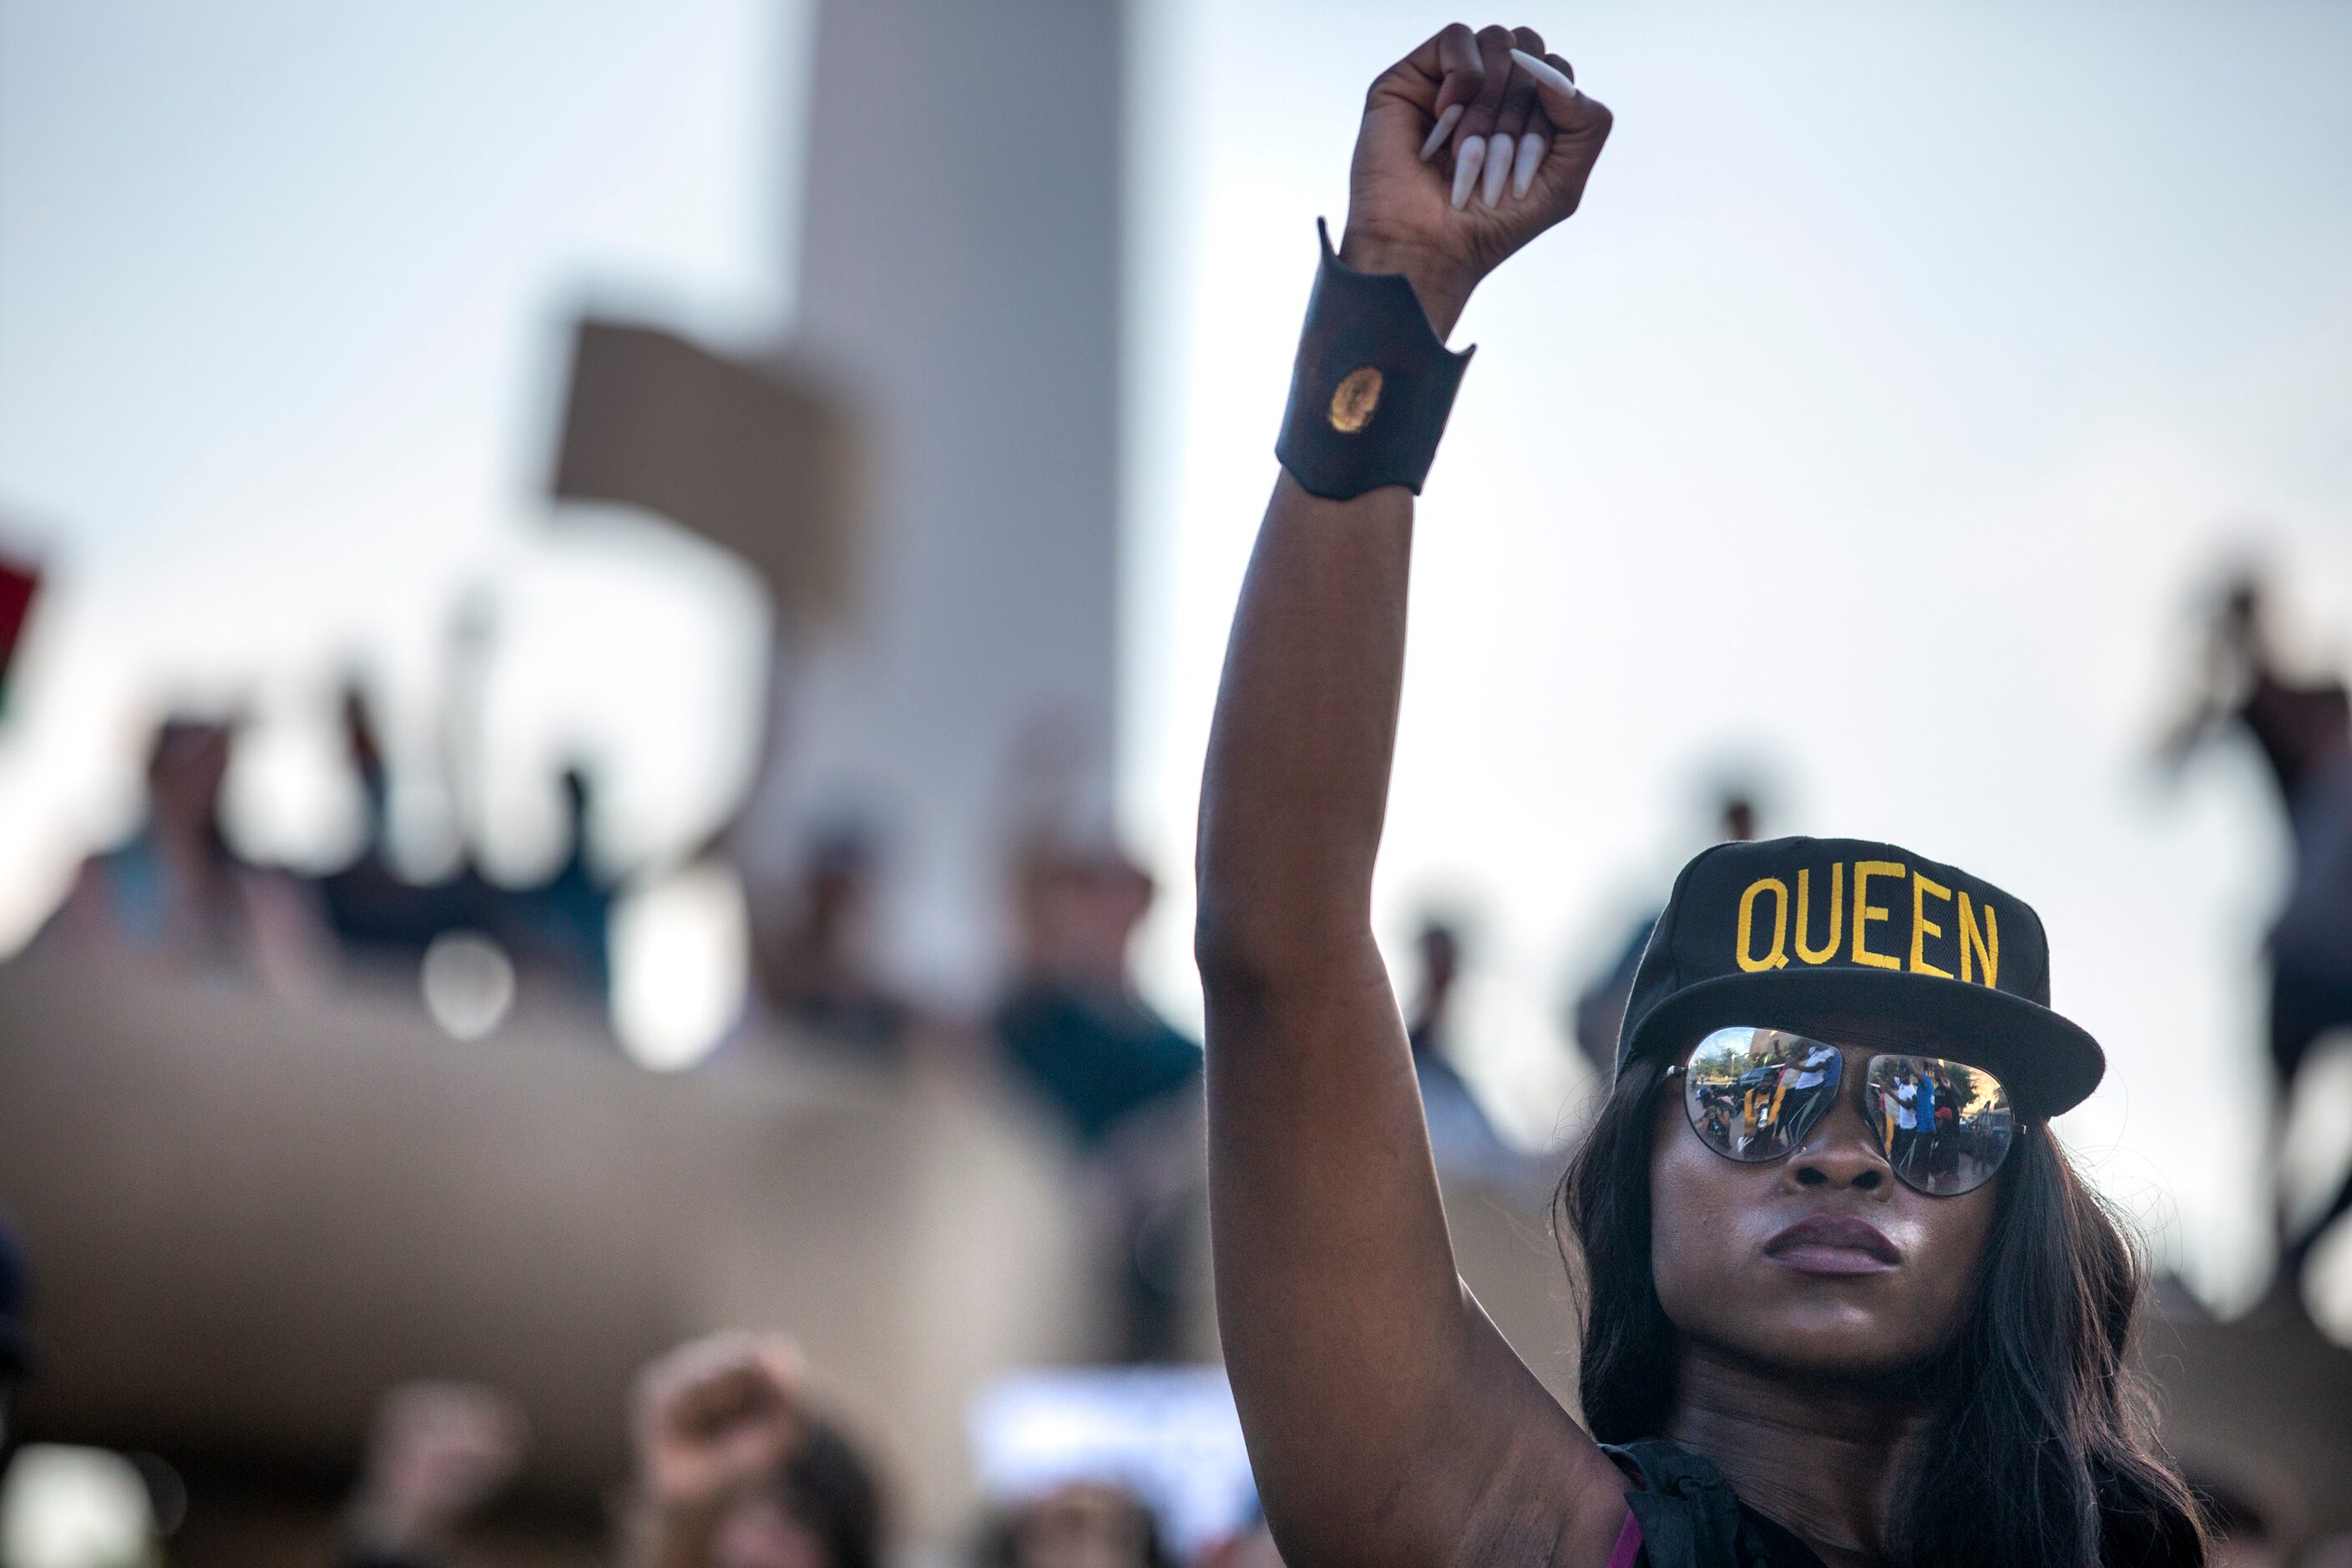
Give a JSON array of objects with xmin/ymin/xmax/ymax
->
[{"xmin": 758, "ymin": 0, "xmax": 1128, "ymax": 1002}]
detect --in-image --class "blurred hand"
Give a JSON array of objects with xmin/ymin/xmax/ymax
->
[
  {"xmin": 349, "ymin": 1381, "xmax": 529, "ymax": 1554},
  {"xmin": 1339, "ymin": 23, "xmax": 1612, "ymax": 336},
  {"xmin": 631, "ymin": 1332, "xmax": 806, "ymax": 1524}
]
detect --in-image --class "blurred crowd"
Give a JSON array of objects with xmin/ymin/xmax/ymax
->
[
  {"xmin": 17, "ymin": 650, "xmax": 1569, "ymax": 1370},
  {"xmin": 0, "ymin": 1307, "xmax": 1277, "ymax": 1568},
  {"xmin": 326, "ymin": 1332, "xmax": 1281, "ymax": 1568},
  {"xmin": 6, "ymin": 557, "xmax": 2352, "ymax": 1567},
  {"xmin": 18, "ymin": 564, "xmax": 2352, "ymax": 1327},
  {"xmin": 34, "ymin": 685, "xmax": 615, "ymax": 1025}
]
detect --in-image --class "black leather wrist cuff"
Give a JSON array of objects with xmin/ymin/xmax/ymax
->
[{"xmin": 1275, "ymin": 220, "xmax": 1474, "ymax": 500}]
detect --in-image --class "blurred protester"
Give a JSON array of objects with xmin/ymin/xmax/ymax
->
[
  {"xmin": 969, "ymin": 1366, "xmax": 1252, "ymax": 1562},
  {"xmin": 321, "ymin": 684, "xmax": 615, "ymax": 1031},
  {"xmin": 994, "ymin": 840, "xmax": 1200, "ymax": 1148},
  {"xmin": 0, "ymin": 1213, "xmax": 29, "ymax": 1455},
  {"xmin": 340, "ymin": 1382, "xmax": 529, "ymax": 1568},
  {"xmin": 1569, "ymin": 790, "xmax": 1760, "ymax": 1083},
  {"xmin": 346, "ymin": 680, "xmax": 393, "ymax": 847},
  {"xmin": 1403, "ymin": 917, "xmax": 1513, "ymax": 1176},
  {"xmin": 499, "ymin": 766, "xmax": 616, "ymax": 1000},
  {"xmin": 746, "ymin": 823, "xmax": 913, "ymax": 1064},
  {"xmin": 2161, "ymin": 571, "xmax": 2352, "ymax": 1289},
  {"xmin": 318, "ymin": 685, "xmax": 474, "ymax": 960},
  {"xmin": 970, "ymin": 1367, "xmax": 1253, "ymax": 1562},
  {"xmin": 42, "ymin": 716, "xmax": 331, "ymax": 992},
  {"xmin": 973, "ymin": 1481, "xmax": 1174, "ymax": 1568},
  {"xmin": 995, "ymin": 838, "xmax": 1205, "ymax": 1359},
  {"xmin": 1087, "ymin": 1095, "xmax": 1210, "ymax": 1364},
  {"xmin": 625, "ymin": 1333, "xmax": 885, "ymax": 1568}
]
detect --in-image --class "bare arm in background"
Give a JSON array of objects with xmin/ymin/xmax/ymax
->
[{"xmin": 1194, "ymin": 25, "xmax": 1626, "ymax": 1568}]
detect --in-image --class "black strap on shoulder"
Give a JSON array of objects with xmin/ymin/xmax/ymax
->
[
  {"xmin": 1601, "ymin": 1440, "xmax": 1829, "ymax": 1568},
  {"xmin": 1274, "ymin": 220, "xmax": 1473, "ymax": 500}
]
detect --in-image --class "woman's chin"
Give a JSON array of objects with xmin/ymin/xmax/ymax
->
[{"xmin": 1691, "ymin": 1298, "xmax": 1945, "ymax": 1383}]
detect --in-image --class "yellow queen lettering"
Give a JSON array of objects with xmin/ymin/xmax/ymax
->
[{"xmin": 1737, "ymin": 878, "xmax": 1790, "ymax": 972}]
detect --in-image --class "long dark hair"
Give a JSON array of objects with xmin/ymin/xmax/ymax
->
[
  {"xmin": 1557, "ymin": 1055, "xmax": 2208, "ymax": 1568},
  {"xmin": 776, "ymin": 1416, "xmax": 888, "ymax": 1568}
]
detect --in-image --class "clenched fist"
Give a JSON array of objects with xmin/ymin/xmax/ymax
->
[
  {"xmin": 347, "ymin": 1382, "xmax": 529, "ymax": 1557},
  {"xmin": 630, "ymin": 1333, "xmax": 806, "ymax": 1527},
  {"xmin": 1339, "ymin": 23, "xmax": 1611, "ymax": 337}
]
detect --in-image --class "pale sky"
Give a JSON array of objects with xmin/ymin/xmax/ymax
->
[{"xmin": 6, "ymin": 2, "xmax": 2352, "ymax": 1319}]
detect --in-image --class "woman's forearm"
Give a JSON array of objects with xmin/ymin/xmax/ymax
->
[
  {"xmin": 1194, "ymin": 474, "xmax": 1415, "ymax": 989},
  {"xmin": 1193, "ymin": 210, "xmax": 1479, "ymax": 985}
]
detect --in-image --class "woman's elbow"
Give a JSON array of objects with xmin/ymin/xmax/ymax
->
[
  {"xmin": 1193, "ymin": 896, "xmax": 1274, "ymax": 1004},
  {"xmin": 1194, "ymin": 889, "xmax": 1366, "ymax": 1009}
]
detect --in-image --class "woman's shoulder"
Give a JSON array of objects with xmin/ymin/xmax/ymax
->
[{"xmin": 1600, "ymin": 1440, "xmax": 1827, "ymax": 1568}]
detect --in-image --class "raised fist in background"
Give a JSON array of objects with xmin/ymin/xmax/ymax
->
[{"xmin": 627, "ymin": 1331, "xmax": 808, "ymax": 1568}]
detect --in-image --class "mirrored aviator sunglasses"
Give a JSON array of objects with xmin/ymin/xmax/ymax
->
[{"xmin": 1668, "ymin": 1026, "xmax": 2016, "ymax": 1197}]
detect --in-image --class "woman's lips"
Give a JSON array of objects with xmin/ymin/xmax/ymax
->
[{"xmin": 1763, "ymin": 1213, "xmax": 1904, "ymax": 1277}]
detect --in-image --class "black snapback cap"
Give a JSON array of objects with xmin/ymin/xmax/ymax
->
[{"xmin": 1618, "ymin": 836, "xmax": 2105, "ymax": 1119}]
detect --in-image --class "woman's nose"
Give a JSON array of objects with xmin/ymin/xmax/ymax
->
[{"xmin": 1784, "ymin": 1098, "xmax": 1893, "ymax": 1194}]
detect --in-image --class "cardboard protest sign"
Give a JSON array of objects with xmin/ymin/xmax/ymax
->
[{"xmin": 551, "ymin": 319, "xmax": 863, "ymax": 630}]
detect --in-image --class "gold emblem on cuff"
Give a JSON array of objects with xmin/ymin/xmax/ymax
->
[{"xmin": 1328, "ymin": 367, "xmax": 1383, "ymax": 433}]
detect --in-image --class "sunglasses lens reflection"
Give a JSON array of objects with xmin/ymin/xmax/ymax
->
[
  {"xmin": 1683, "ymin": 1027, "xmax": 1843, "ymax": 1162},
  {"xmin": 1865, "ymin": 1055, "xmax": 2014, "ymax": 1196}
]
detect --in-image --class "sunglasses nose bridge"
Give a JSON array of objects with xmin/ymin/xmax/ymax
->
[{"xmin": 1783, "ymin": 1082, "xmax": 1897, "ymax": 1192}]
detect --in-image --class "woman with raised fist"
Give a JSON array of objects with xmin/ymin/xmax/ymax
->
[
  {"xmin": 624, "ymin": 1333, "xmax": 884, "ymax": 1568},
  {"xmin": 1193, "ymin": 24, "xmax": 2205, "ymax": 1568}
]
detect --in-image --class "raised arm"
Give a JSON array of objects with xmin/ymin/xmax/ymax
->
[{"xmin": 1194, "ymin": 26, "xmax": 1625, "ymax": 1568}]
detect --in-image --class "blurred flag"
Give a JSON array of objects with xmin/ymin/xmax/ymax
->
[
  {"xmin": 550, "ymin": 319, "xmax": 864, "ymax": 631},
  {"xmin": 0, "ymin": 553, "xmax": 38, "ymax": 716}
]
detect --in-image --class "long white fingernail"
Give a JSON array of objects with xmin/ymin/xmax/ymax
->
[
  {"xmin": 1419, "ymin": 104, "xmax": 1464, "ymax": 162},
  {"xmin": 1450, "ymin": 136, "xmax": 1485, "ymax": 209},
  {"xmin": 1510, "ymin": 130, "xmax": 1544, "ymax": 198},
  {"xmin": 1481, "ymin": 131, "xmax": 1511, "ymax": 206},
  {"xmin": 1510, "ymin": 48, "xmax": 1577, "ymax": 100}
]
